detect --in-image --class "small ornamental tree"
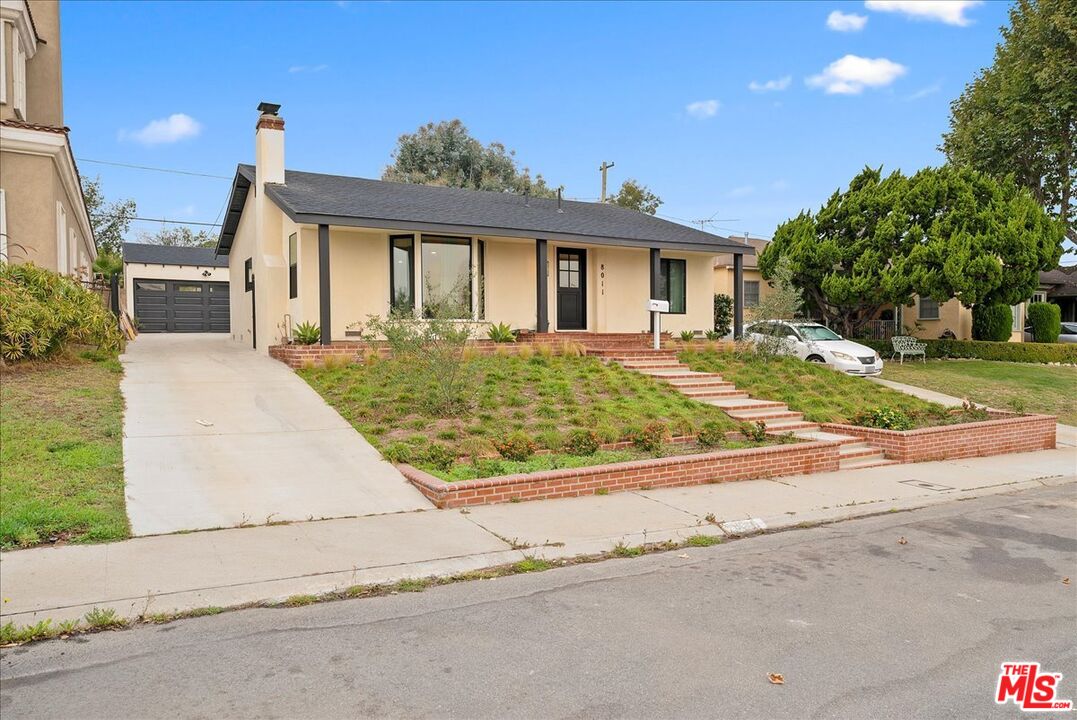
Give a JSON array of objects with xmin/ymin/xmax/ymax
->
[
  {"xmin": 713, "ymin": 294, "xmax": 733, "ymax": 336},
  {"xmin": 761, "ymin": 165, "xmax": 1064, "ymax": 337},
  {"xmin": 1026, "ymin": 301, "xmax": 1062, "ymax": 343}
]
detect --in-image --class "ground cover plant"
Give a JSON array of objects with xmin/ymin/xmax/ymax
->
[
  {"xmin": 680, "ymin": 348, "xmax": 949, "ymax": 426},
  {"xmin": 300, "ymin": 350, "xmax": 752, "ymax": 478},
  {"xmin": 0, "ymin": 351, "xmax": 129, "ymax": 548},
  {"xmin": 881, "ymin": 359, "xmax": 1077, "ymax": 425}
]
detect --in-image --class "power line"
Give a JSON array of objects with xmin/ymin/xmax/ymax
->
[
  {"xmin": 77, "ymin": 158, "xmax": 232, "ymax": 180},
  {"xmin": 91, "ymin": 213, "xmax": 222, "ymax": 227}
]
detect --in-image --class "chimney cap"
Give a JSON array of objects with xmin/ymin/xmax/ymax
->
[{"xmin": 257, "ymin": 102, "xmax": 282, "ymax": 116}]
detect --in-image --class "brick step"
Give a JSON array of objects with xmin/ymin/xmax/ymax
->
[
  {"xmin": 680, "ymin": 389, "xmax": 748, "ymax": 400},
  {"xmin": 618, "ymin": 363, "xmax": 691, "ymax": 371},
  {"xmin": 704, "ymin": 397, "xmax": 784, "ymax": 410},
  {"xmin": 761, "ymin": 420, "xmax": 821, "ymax": 432},
  {"xmin": 642, "ymin": 370, "xmax": 724, "ymax": 379},
  {"xmin": 727, "ymin": 410, "xmax": 804, "ymax": 423},
  {"xmin": 588, "ymin": 348, "xmax": 679, "ymax": 356},
  {"xmin": 838, "ymin": 446, "xmax": 887, "ymax": 461},
  {"xmin": 661, "ymin": 378, "xmax": 730, "ymax": 389}
]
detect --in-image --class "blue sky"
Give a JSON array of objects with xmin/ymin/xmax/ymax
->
[{"xmin": 63, "ymin": 0, "xmax": 1010, "ymax": 242}]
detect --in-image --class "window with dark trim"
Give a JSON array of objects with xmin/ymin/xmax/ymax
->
[
  {"xmin": 744, "ymin": 280, "xmax": 760, "ymax": 307},
  {"xmin": 421, "ymin": 234, "xmax": 471, "ymax": 318},
  {"xmin": 918, "ymin": 297, "xmax": 939, "ymax": 320},
  {"xmin": 390, "ymin": 235, "xmax": 415, "ymax": 313},
  {"xmin": 658, "ymin": 258, "xmax": 686, "ymax": 314},
  {"xmin": 244, "ymin": 258, "xmax": 253, "ymax": 291},
  {"xmin": 288, "ymin": 233, "xmax": 298, "ymax": 299}
]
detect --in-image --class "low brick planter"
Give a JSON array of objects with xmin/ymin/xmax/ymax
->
[
  {"xmin": 398, "ymin": 440, "xmax": 842, "ymax": 508},
  {"xmin": 820, "ymin": 412, "xmax": 1056, "ymax": 464},
  {"xmin": 269, "ymin": 343, "xmax": 369, "ymax": 369}
]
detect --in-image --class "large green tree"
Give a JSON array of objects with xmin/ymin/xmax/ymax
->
[
  {"xmin": 80, "ymin": 176, "xmax": 136, "ymax": 255},
  {"xmin": 607, "ymin": 179, "xmax": 662, "ymax": 215},
  {"xmin": 382, "ymin": 119, "xmax": 557, "ymax": 198},
  {"xmin": 760, "ymin": 166, "xmax": 1064, "ymax": 336},
  {"xmin": 941, "ymin": 0, "xmax": 1076, "ymax": 245},
  {"xmin": 136, "ymin": 226, "xmax": 216, "ymax": 247}
]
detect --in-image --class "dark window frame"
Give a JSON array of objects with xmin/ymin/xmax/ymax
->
[
  {"xmin": 919, "ymin": 296, "xmax": 940, "ymax": 320},
  {"xmin": 420, "ymin": 234, "xmax": 473, "ymax": 318},
  {"xmin": 288, "ymin": 233, "xmax": 298, "ymax": 299},
  {"xmin": 744, "ymin": 280, "xmax": 760, "ymax": 308},
  {"xmin": 244, "ymin": 258, "xmax": 254, "ymax": 292},
  {"xmin": 658, "ymin": 258, "xmax": 687, "ymax": 315},
  {"xmin": 389, "ymin": 234, "xmax": 416, "ymax": 313}
]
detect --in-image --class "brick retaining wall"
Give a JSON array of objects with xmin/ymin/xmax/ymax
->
[
  {"xmin": 820, "ymin": 412, "xmax": 1056, "ymax": 463},
  {"xmin": 398, "ymin": 441, "xmax": 842, "ymax": 508}
]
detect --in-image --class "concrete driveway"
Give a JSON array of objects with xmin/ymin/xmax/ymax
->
[{"xmin": 120, "ymin": 334, "xmax": 429, "ymax": 535}]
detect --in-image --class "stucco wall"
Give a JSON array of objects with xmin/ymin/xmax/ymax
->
[
  {"xmin": 483, "ymin": 238, "xmax": 536, "ymax": 330},
  {"xmin": 227, "ymin": 190, "xmax": 256, "ymax": 348},
  {"xmin": 123, "ymin": 262, "xmax": 228, "ymax": 314}
]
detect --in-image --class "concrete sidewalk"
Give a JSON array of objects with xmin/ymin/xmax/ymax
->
[{"xmin": 2, "ymin": 446, "xmax": 1073, "ymax": 626}]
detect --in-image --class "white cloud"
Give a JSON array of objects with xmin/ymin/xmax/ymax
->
[
  {"xmin": 728, "ymin": 185, "xmax": 755, "ymax": 198},
  {"xmin": 905, "ymin": 81, "xmax": 943, "ymax": 101},
  {"xmin": 120, "ymin": 113, "xmax": 202, "ymax": 145},
  {"xmin": 806, "ymin": 55, "xmax": 907, "ymax": 95},
  {"xmin": 288, "ymin": 64, "xmax": 329, "ymax": 74},
  {"xmin": 748, "ymin": 76, "xmax": 792, "ymax": 93},
  {"xmin": 865, "ymin": 1, "xmax": 983, "ymax": 26},
  {"xmin": 827, "ymin": 10, "xmax": 868, "ymax": 31},
  {"xmin": 685, "ymin": 99, "xmax": 720, "ymax": 119}
]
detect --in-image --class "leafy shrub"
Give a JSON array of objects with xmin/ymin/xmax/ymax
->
[
  {"xmin": 564, "ymin": 428, "xmax": 600, "ymax": 455},
  {"xmin": 0, "ymin": 263, "xmax": 121, "ymax": 361},
  {"xmin": 704, "ymin": 329, "xmax": 721, "ymax": 341},
  {"xmin": 494, "ymin": 432, "xmax": 537, "ymax": 461},
  {"xmin": 857, "ymin": 338, "xmax": 1077, "ymax": 364},
  {"xmin": 381, "ymin": 442, "xmax": 414, "ymax": 464},
  {"xmin": 739, "ymin": 420, "xmax": 768, "ymax": 442},
  {"xmin": 487, "ymin": 322, "xmax": 516, "ymax": 343},
  {"xmin": 632, "ymin": 422, "xmax": 670, "ymax": 452},
  {"xmin": 1027, "ymin": 302, "xmax": 1061, "ymax": 343},
  {"xmin": 713, "ymin": 294, "xmax": 733, "ymax": 336},
  {"xmin": 696, "ymin": 420, "xmax": 726, "ymax": 449},
  {"xmin": 421, "ymin": 443, "xmax": 458, "ymax": 472},
  {"xmin": 852, "ymin": 407, "xmax": 914, "ymax": 431},
  {"xmin": 972, "ymin": 303, "xmax": 1012, "ymax": 342},
  {"xmin": 459, "ymin": 437, "xmax": 497, "ymax": 462},
  {"xmin": 293, "ymin": 321, "xmax": 321, "ymax": 345},
  {"xmin": 679, "ymin": 330, "xmax": 695, "ymax": 342}
]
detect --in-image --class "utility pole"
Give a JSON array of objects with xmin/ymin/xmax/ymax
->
[{"xmin": 599, "ymin": 161, "xmax": 615, "ymax": 202}]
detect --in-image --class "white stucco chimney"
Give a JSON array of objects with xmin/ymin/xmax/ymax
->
[{"xmin": 255, "ymin": 102, "xmax": 285, "ymax": 186}]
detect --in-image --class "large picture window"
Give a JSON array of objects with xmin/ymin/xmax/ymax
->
[
  {"xmin": 658, "ymin": 258, "xmax": 686, "ymax": 314},
  {"xmin": 390, "ymin": 235, "xmax": 415, "ymax": 313},
  {"xmin": 421, "ymin": 235, "xmax": 471, "ymax": 318},
  {"xmin": 288, "ymin": 233, "xmax": 298, "ymax": 299}
]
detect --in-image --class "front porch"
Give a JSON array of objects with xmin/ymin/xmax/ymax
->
[{"xmin": 289, "ymin": 224, "xmax": 749, "ymax": 346}]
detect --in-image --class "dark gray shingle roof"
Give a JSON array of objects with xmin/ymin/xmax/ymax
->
[
  {"xmin": 217, "ymin": 164, "xmax": 752, "ymax": 255},
  {"xmin": 123, "ymin": 243, "xmax": 228, "ymax": 268}
]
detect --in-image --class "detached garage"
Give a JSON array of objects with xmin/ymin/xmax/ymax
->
[{"xmin": 123, "ymin": 243, "xmax": 230, "ymax": 333}]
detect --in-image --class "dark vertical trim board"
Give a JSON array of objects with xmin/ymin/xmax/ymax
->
[
  {"xmin": 649, "ymin": 247, "xmax": 661, "ymax": 332},
  {"xmin": 733, "ymin": 253, "xmax": 744, "ymax": 339},
  {"xmin": 536, "ymin": 239, "xmax": 548, "ymax": 333},
  {"xmin": 318, "ymin": 224, "xmax": 332, "ymax": 345}
]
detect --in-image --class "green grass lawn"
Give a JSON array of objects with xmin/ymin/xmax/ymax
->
[
  {"xmin": 299, "ymin": 352, "xmax": 744, "ymax": 475},
  {"xmin": 680, "ymin": 349, "xmax": 945, "ymax": 424},
  {"xmin": 0, "ymin": 352, "xmax": 129, "ymax": 548},
  {"xmin": 881, "ymin": 359, "xmax": 1077, "ymax": 425}
]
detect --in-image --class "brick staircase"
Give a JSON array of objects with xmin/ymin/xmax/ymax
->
[{"xmin": 591, "ymin": 348, "xmax": 895, "ymax": 471}]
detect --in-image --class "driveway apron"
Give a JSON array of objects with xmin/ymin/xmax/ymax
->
[{"xmin": 120, "ymin": 334, "xmax": 429, "ymax": 535}]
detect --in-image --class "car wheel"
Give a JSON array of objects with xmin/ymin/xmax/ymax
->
[{"xmin": 806, "ymin": 355, "xmax": 826, "ymax": 363}]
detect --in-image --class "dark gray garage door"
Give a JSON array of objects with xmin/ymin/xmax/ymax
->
[{"xmin": 133, "ymin": 279, "xmax": 230, "ymax": 333}]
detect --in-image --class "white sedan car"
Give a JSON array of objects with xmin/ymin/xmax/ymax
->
[{"xmin": 745, "ymin": 320, "xmax": 884, "ymax": 376}]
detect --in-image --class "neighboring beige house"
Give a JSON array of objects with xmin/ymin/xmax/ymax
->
[
  {"xmin": 0, "ymin": 0, "xmax": 95, "ymax": 274},
  {"xmin": 122, "ymin": 243, "xmax": 229, "ymax": 333},
  {"xmin": 214, "ymin": 103, "xmax": 753, "ymax": 351},
  {"xmin": 714, "ymin": 235, "xmax": 771, "ymax": 312}
]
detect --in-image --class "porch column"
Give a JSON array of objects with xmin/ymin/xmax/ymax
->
[
  {"xmin": 318, "ymin": 223, "xmax": 331, "ymax": 345},
  {"xmin": 733, "ymin": 252, "xmax": 744, "ymax": 338},
  {"xmin": 536, "ymin": 239, "xmax": 548, "ymax": 332},
  {"xmin": 649, "ymin": 247, "xmax": 661, "ymax": 332}
]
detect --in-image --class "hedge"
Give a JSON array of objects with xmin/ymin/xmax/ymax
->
[
  {"xmin": 862, "ymin": 337, "xmax": 1077, "ymax": 364},
  {"xmin": 972, "ymin": 303, "xmax": 1013, "ymax": 342},
  {"xmin": 1026, "ymin": 302, "xmax": 1062, "ymax": 343}
]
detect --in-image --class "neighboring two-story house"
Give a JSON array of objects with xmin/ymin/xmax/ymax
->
[{"xmin": 0, "ymin": 0, "xmax": 95, "ymax": 274}]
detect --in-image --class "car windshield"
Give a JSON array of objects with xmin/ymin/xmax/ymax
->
[{"xmin": 797, "ymin": 325, "xmax": 842, "ymax": 341}]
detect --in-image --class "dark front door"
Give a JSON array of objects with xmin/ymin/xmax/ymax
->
[{"xmin": 556, "ymin": 248, "xmax": 586, "ymax": 330}]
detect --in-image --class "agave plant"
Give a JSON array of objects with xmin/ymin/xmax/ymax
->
[
  {"xmin": 487, "ymin": 322, "xmax": 516, "ymax": 343},
  {"xmin": 292, "ymin": 321, "xmax": 321, "ymax": 345}
]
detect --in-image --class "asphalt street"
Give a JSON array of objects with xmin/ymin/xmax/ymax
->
[{"xmin": 2, "ymin": 483, "xmax": 1074, "ymax": 720}]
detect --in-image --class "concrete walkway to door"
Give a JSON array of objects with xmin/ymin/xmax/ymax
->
[{"xmin": 120, "ymin": 334, "xmax": 429, "ymax": 536}]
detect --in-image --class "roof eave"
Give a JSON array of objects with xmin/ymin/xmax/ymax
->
[{"xmin": 215, "ymin": 169, "xmax": 253, "ymax": 256}]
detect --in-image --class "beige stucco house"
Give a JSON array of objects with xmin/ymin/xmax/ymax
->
[
  {"xmin": 714, "ymin": 235, "xmax": 771, "ymax": 313},
  {"xmin": 0, "ymin": 0, "xmax": 95, "ymax": 274},
  {"xmin": 215, "ymin": 104, "xmax": 753, "ymax": 351}
]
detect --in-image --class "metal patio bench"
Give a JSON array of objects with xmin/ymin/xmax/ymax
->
[{"xmin": 890, "ymin": 335, "xmax": 927, "ymax": 363}]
